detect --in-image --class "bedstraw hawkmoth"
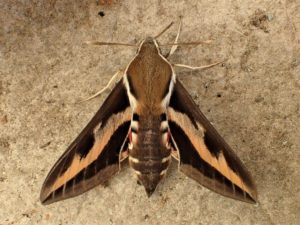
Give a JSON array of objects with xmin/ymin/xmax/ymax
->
[{"xmin": 40, "ymin": 34, "xmax": 257, "ymax": 205}]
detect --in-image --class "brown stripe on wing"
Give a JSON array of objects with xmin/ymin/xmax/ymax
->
[{"xmin": 168, "ymin": 80, "xmax": 257, "ymax": 203}]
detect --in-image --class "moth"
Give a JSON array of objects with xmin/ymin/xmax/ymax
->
[{"xmin": 40, "ymin": 22, "xmax": 257, "ymax": 205}]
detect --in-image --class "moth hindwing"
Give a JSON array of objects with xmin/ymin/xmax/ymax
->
[{"xmin": 41, "ymin": 35, "xmax": 257, "ymax": 205}]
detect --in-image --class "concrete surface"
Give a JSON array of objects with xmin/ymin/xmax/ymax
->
[{"xmin": 0, "ymin": 0, "xmax": 299, "ymax": 224}]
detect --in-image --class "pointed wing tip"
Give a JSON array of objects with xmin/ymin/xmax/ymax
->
[
  {"xmin": 249, "ymin": 189, "xmax": 259, "ymax": 204},
  {"xmin": 40, "ymin": 199, "xmax": 49, "ymax": 205},
  {"xmin": 39, "ymin": 191, "xmax": 50, "ymax": 205},
  {"xmin": 247, "ymin": 196, "xmax": 258, "ymax": 204},
  {"xmin": 246, "ymin": 178, "xmax": 258, "ymax": 204},
  {"xmin": 40, "ymin": 192, "xmax": 60, "ymax": 205},
  {"xmin": 40, "ymin": 185, "xmax": 56, "ymax": 205},
  {"xmin": 40, "ymin": 196, "xmax": 49, "ymax": 205},
  {"xmin": 40, "ymin": 199, "xmax": 58, "ymax": 205},
  {"xmin": 241, "ymin": 186, "xmax": 258, "ymax": 204}
]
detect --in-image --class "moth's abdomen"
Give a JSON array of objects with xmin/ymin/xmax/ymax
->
[
  {"xmin": 128, "ymin": 113, "xmax": 171, "ymax": 196},
  {"xmin": 129, "ymin": 155, "xmax": 171, "ymax": 196}
]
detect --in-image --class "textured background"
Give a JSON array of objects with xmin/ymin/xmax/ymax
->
[{"xmin": 0, "ymin": 0, "xmax": 299, "ymax": 225}]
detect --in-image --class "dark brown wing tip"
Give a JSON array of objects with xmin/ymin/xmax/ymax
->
[
  {"xmin": 249, "ymin": 187, "xmax": 259, "ymax": 204},
  {"xmin": 40, "ymin": 195, "xmax": 50, "ymax": 205},
  {"xmin": 40, "ymin": 197, "xmax": 63, "ymax": 205},
  {"xmin": 40, "ymin": 199, "xmax": 50, "ymax": 205},
  {"xmin": 245, "ymin": 194, "xmax": 258, "ymax": 204},
  {"xmin": 39, "ymin": 187, "xmax": 49, "ymax": 205},
  {"xmin": 241, "ymin": 171, "xmax": 258, "ymax": 204},
  {"xmin": 40, "ymin": 190, "xmax": 54, "ymax": 205}
]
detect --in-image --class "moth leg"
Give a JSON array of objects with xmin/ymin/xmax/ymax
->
[
  {"xmin": 165, "ymin": 17, "xmax": 182, "ymax": 58},
  {"xmin": 120, "ymin": 149, "xmax": 129, "ymax": 162},
  {"xmin": 154, "ymin": 21, "xmax": 174, "ymax": 39},
  {"xmin": 173, "ymin": 60, "xmax": 225, "ymax": 70},
  {"xmin": 171, "ymin": 149, "xmax": 179, "ymax": 161},
  {"xmin": 80, "ymin": 69, "xmax": 123, "ymax": 102}
]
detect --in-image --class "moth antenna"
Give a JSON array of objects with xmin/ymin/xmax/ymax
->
[
  {"xmin": 166, "ymin": 16, "xmax": 182, "ymax": 57},
  {"xmin": 173, "ymin": 60, "xmax": 226, "ymax": 70},
  {"xmin": 85, "ymin": 41, "xmax": 137, "ymax": 47},
  {"xmin": 154, "ymin": 21, "xmax": 174, "ymax": 39},
  {"xmin": 161, "ymin": 40, "xmax": 213, "ymax": 46},
  {"xmin": 77, "ymin": 69, "xmax": 123, "ymax": 103}
]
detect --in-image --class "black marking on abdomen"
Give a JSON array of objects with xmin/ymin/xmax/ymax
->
[
  {"xmin": 130, "ymin": 158, "xmax": 170, "ymax": 174},
  {"xmin": 133, "ymin": 113, "xmax": 140, "ymax": 121},
  {"xmin": 161, "ymin": 126, "xmax": 168, "ymax": 134},
  {"xmin": 131, "ymin": 126, "xmax": 138, "ymax": 134},
  {"xmin": 160, "ymin": 113, "xmax": 167, "ymax": 122}
]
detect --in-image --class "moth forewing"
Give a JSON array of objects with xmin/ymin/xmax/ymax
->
[
  {"xmin": 40, "ymin": 80, "xmax": 132, "ymax": 204},
  {"xmin": 168, "ymin": 80, "xmax": 257, "ymax": 203}
]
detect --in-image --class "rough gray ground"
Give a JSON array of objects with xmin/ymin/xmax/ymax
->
[{"xmin": 0, "ymin": 0, "xmax": 299, "ymax": 225}]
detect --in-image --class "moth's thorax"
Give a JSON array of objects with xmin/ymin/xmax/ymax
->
[{"xmin": 125, "ymin": 37, "xmax": 173, "ymax": 109}]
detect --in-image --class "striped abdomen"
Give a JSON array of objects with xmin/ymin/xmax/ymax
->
[{"xmin": 128, "ymin": 113, "xmax": 171, "ymax": 196}]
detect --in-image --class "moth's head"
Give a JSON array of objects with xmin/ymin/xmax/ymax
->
[{"xmin": 137, "ymin": 37, "xmax": 160, "ymax": 55}]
